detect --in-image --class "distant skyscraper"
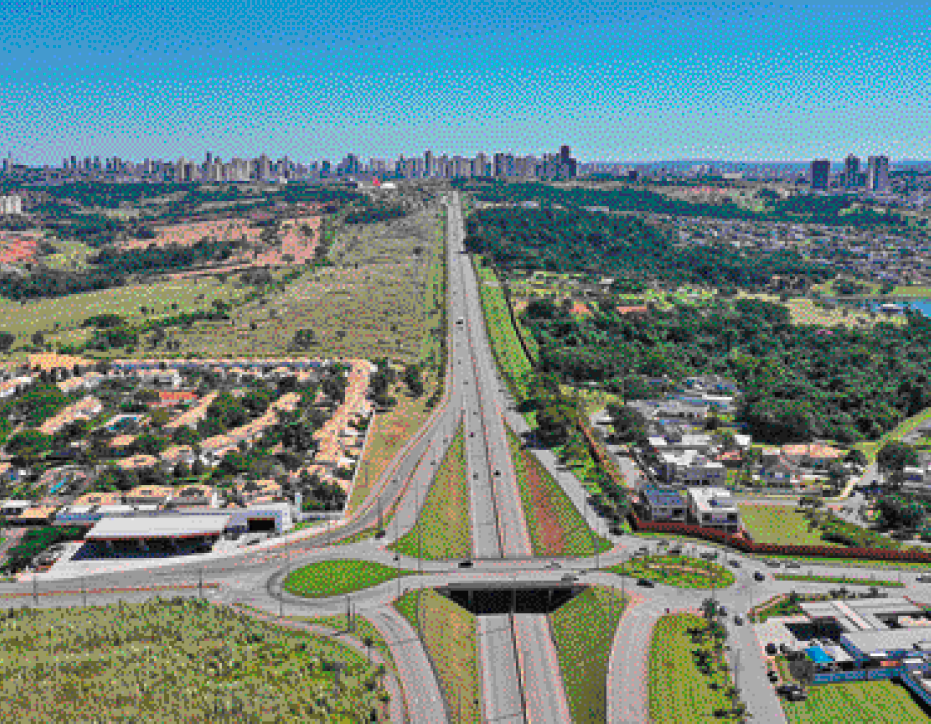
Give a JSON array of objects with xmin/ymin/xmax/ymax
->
[
  {"xmin": 867, "ymin": 155, "xmax": 891, "ymax": 193},
  {"xmin": 844, "ymin": 154, "xmax": 860, "ymax": 188},
  {"xmin": 810, "ymin": 159, "xmax": 831, "ymax": 190}
]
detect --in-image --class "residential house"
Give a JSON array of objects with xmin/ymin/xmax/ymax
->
[
  {"xmin": 12, "ymin": 505, "xmax": 60, "ymax": 526},
  {"xmin": 124, "ymin": 485, "xmax": 174, "ymax": 507},
  {"xmin": 38, "ymin": 396, "xmax": 103, "ymax": 435},
  {"xmin": 115, "ymin": 454, "xmax": 160, "ymax": 471},
  {"xmin": 781, "ymin": 443, "xmax": 846, "ymax": 470},
  {"xmin": 640, "ymin": 487, "xmax": 687, "ymax": 522},
  {"xmin": 236, "ymin": 478, "xmax": 284, "ymax": 506},
  {"xmin": 686, "ymin": 487, "xmax": 741, "ymax": 533},
  {"xmin": 659, "ymin": 450, "xmax": 727, "ymax": 486},
  {"xmin": 0, "ymin": 499, "xmax": 31, "ymax": 517},
  {"xmin": 0, "ymin": 376, "xmax": 33, "ymax": 399},
  {"xmin": 159, "ymin": 445, "xmax": 198, "ymax": 469},
  {"xmin": 169, "ymin": 484, "xmax": 218, "ymax": 508}
]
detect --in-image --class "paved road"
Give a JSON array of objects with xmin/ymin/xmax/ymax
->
[
  {"xmin": 512, "ymin": 613, "xmax": 572, "ymax": 724},
  {"xmin": 477, "ymin": 614, "xmax": 525, "ymax": 723}
]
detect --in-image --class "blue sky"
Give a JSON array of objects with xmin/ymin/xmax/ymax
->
[{"xmin": 2, "ymin": 0, "xmax": 930, "ymax": 164}]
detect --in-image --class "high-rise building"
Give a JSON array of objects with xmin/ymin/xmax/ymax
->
[
  {"xmin": 258, "ymin": 154, "xmax": 272, "ymax": 180},
  {"xmin": 844, "ymin": 154, "xmax": 860, "ymax": 188},
  {"xmin": 810, "ymin": 159, "xmax": 831, "ymax": 190},
  {"xmin": 867, "ymin": 155, "xmax": 891, "ymax": 193}
]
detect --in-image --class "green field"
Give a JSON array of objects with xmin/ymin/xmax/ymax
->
[
  {"xmin": 549, "ymin": 586, "xmax": 627, "ymax": 723},
  {"xmin": 298, "ymin": 613, "xmax": 398, "ymax": 677},
  {"xmin": 473, "ymin": 255, "xmax": 534, "ymax": 399},
  {"xmin": 649, "ymin": 613, "xmax": 743, "ymax": 724},
  {"xmin": 284, "ymin": 559, "xmax": 413, "ymax": 598},
  {"xmin": 611, "ymin": 554, "xmax": 734, "ymax": 589},
  {"xmin": 392, "ymin": 424, "xmax": 471, "ymax": 560},
  {"xmin": 0, "ymin": 275, "xmax": 242, "ymax": 349},
  {"xmin": 739, "ymin": 505, "xmax": 843, "ymax": 547},
  {"xmin": 0, "ymin": 598, "xmax": 389, "ymax": 723},
  {"xmin": 393, "ymin": 589, "xmax": 481, "ymax": 723},
  {"xmin": 782, "ymin": 680, "xmax": 931, "ymax": 724},
  {"xmin": 506, "ymin": 426, "xmax": 611, "ymax": 557}
]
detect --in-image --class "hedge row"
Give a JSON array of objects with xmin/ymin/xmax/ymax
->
[{"xmin": 629, "ymin": 513, "xmax": 931, "ymax": 563}]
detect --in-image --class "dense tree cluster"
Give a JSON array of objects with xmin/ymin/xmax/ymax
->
[
  {"xmin": 458, "ymin": 179, "xmax": 908, "ymax": 227},
  {"xmin": 89, "ymin": 239, "xmax": 237, "ymax": 276},
  {"xmin": 465, "ymin": 207, "xmax": 833, "ymax": 290},
  {"xmin": 343, "ymin": 200, "xmax": 408, "ymax": 225},
  {"xmin": 523, "ymin": 296, "xmax": 931, "ymax": 444}
]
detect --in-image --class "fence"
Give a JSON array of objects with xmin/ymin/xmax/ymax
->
[
  {"xmin": 629, "ymin": 512, "xmax": 931, "ymax": 564},
  {"xmin": 812, "ymin": 665, "xmax": 907, "ymax": 685}
]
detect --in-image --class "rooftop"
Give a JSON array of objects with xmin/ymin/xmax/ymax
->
[
  {"xmin": 642, "ymin": 487, "xmax": 685, "ymax": 507},
  {"xmin": 85, "ymin": 513, "xmax": 232, "ymax": 540}
]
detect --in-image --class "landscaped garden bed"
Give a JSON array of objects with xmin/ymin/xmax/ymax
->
[
  {"xmin": 284, "ymin": 559, "xmax": 413, "ymax": 599},
  {"xmin": 611, "ymin": 554, "xmax": 734, "ymax": 589}
]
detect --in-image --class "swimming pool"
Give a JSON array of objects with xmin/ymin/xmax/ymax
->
[{"xmin": 806, "ymin": 645, "xmax": 834, "ymax": 664}]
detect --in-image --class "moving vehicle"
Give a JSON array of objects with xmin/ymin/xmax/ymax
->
[
  {"xmin": 917, "ymin": 575, "xmax": 931, "ymax": 583},
  {"xmin": 545, "ymin": 562, "xmax": 561, "ymax": 569},
  {"xmin": 636, "ymin": 578, "xmax": 655, "ymax": 587},
  {"xmin": 754, "ymin": 571, "xmax": 766, "ymax": 581},
  {"xmin": 765, "ymin": 643, "xmax": 778, "ymax": 656},
  {"xmin": 458, "ymin": 560, "xmax": 473, "ymax": 568},
  {"xmin": 729, "ymin": 559, "xmax": 741, "ymax": 568},
  {"xmin": 766, "ymin": 560, "xmax": 781, "ymax": 568},
  {"xmin": 734, "ymin": 615, "xmax": 744, "ymax": 626},
  {"xmin": 785, "ymin": 561, "xmax": 801, "ymax": 569}
]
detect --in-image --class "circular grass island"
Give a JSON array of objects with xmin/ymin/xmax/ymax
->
[
  {"xmin": 284, "ymin": 559, "xmax": 415, "ymax": 599},
  {"xmin": 610, "ymin": 554, "xmax": 735, "ymax": 589}
]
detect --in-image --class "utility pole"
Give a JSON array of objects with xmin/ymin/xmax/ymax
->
[
  {"xmin": 32, "ymin": 575, "xmax": 38, "ymax": 607},
  {"xmin": 82, "ymin": 576, "xmax": 87, "ymax": 608},
  {"xmin": 199, "ymin": 567, "xmax": 204, "ymax": 600}
]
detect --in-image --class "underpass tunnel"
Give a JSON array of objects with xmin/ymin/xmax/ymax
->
[{"xmin": 439, "ymin": 584, "xmax": 586, "ymax": 615}]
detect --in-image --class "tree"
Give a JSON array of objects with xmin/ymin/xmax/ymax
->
[
  {"xmin": 877, "ymin": 441, "xmax": 919, "ymax": 474},
  {"xmin": 0, "ymin": 331, "xmax": 15, "ymax": 352},
  {"xmin": 606, "ymin": 403, "xmax": 647, "ymax": 443},
  {"xmin": 403, "ymin": 363, "xmax": 424, "ymax": 397},
  {"xmin": 31, "ymin": 331, "xmax": 45, "ymax": 348},
  {"xmin": 846, "ymin": 448, "xmax": 867, "ymax": 468}
]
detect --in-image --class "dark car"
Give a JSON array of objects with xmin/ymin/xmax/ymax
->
[
  {"xmin": 917, "ymin": 575, "xmax": 931, "ymax": 583},
  {"xmin": 729, "ymin": 559, "xmax": 741, "ymax": 568},
  {"xmin": 494, "ymin": 470, "xmax": 501, "ymax": 477},
  {"xmin": 636, "ymin": 578, "xmax": 655, "ymax": 588},
  {"xmin": 754, "ymin": 571, "xmax": 766, "ymax": 581},
  {"xmin": 458, "ymin": 560, "xmax": 473, "ymax": 568},
  {"xmin": 734, "ymin": 615, "xmax": 744, "ymax": 626},
  {"xmin": 765, "ymin": 643, "xmax": 778, "ymax": 656}
]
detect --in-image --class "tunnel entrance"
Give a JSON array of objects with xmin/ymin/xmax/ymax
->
[{"xmin": 437, "ymin": 583, "xmax": 586, "ymax": 615}]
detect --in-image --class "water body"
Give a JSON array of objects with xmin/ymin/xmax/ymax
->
[{"xmin": 826, "ymin": 297, "xmax": 931, "ymax": 318}]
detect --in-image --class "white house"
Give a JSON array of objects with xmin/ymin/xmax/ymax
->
[{"xmin": 686, "ymin": 487, "xmax": 741, "ymax": 532}]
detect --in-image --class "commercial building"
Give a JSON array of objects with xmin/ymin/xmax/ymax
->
[
  {"xmin": 810, "ymin": 159, "xmax": 831, "ymax": 190},
  {"xmin": 844, "ymin": 154, "xmax": 861, "ymax": 188},
  {"xmin": 867, "ymin": 155, "xmax": 891, "ymax": 194}
]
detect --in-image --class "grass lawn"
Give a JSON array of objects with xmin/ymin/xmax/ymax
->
[
  {"xmin": 297, "ymin": 613, "xmax": 398, "ymax": 676},
  {"xmin": 611, "ymin": 554, "xmax": 735, "ymax": 589},
  {"xmin": 774, "ymin": 572, "xmax": 904, "ymax": 587},
  {"xmin": 739, "ymin": 505, "xmax": 843, "ymax": 547},
  {"xmin": 782, "ymin": 680, "xmax": 931, "ymax": 724},
  {"xmin": 284, "ymin": 559, "xmax": 413, "ymax": 598},
  {"xmin": 392, "ymin": 424, "xmax": 471, "ymax": 560},
  {"xmin": 506, "ymin": 426, "xmax": 612, "ymax": 557},
  {"xmin": 393, "ymin": 589, "xmax": 481, "ymax": 724},
  {"xmin": 892, "ymin": 285, "xmax": 931, "ymax": 297},
  {"xmin": 649, "ymin": 613, "xmax": 743, "ymax": 724},
  {"xmin": 549, "ymin": 586, "xmax": 627, "ymax": 724},
  {"xmin": 0, "ymin": 598, "xmax": 389, "ymax": 723},
  {"xmin": 473, "ymin": 255, "xmax": 533, "ymax": 399}
]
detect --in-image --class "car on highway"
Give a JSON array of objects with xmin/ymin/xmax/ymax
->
[
  {"xmin": 766, "ymin": 559, "xmax": 781, "ymax": 568},
  {"xmin": 729, "ymin": 559, "xmax": 741, "ymax": 568},
  {"xmin": 636, "ymin": 578, "xmax": 655, "ymax": 587},
  {"xmin": 754, "ymin": 571, "xmax": 766, "ymax": 581},
  {"xmin": 718, "ymin": 605, "xmax": 728, "ymax": 616},
  {"xmin": 494, "ymin": 470, "xmax": 501, "ymax": 477},
  {"xmin": 734, "ymin": 615, "xmax": 744, "ymax": 626},
  {"xmin": 765, "ymin": 643, "xmax": 778, "ymax": 656},
  {"xmin": 458, "ymin": 560, "xmax": 473, "ymax": 568},
  {"xmin": 917, "ymin": 575, "xmax": 931, "ymax": 583},
  {"xmin": 545, "ymin": 562, "xmax": 561, "ymax": 569},
  {"xmin": 457, "ymin": 318, "xmax": 464, "ymax": 325},
  {"xmin": 785, "ymin": 561, "xmax": 801, "ymax": 569},
  {"xmin": 561, "ymin": 574, "xmax": 578, "ymax": 582}
]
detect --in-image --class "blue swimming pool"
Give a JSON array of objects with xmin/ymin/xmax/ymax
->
[{"xmin": 806, "ymin": 645, "xmax": 833, "ymax": 664}]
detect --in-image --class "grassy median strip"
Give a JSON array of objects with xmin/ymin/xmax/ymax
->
[
  {"xmin": 393, "ymin": 589, "xmax": 481, "ymax": 724},
  {"xmin": 649, "ymin": 613, "xmax": 743, "ymax": 724},
  {"xmin": 782, "ymin": 680, "xmax": 931, "ymax": 724},
  {"xmin": 549, "ymin": 586, "xmax": 627, "ymax": 724},
  {"xmin": 473, "ymin": 255, "xmax": 533, "ymax": 399},
  {"xmin": 392, "ymin": 424, "xmax": 471, "ymax": 560},
  {"xmin": 284, "ymin": 559, "xmax": 414, "ymax": 599},
  {"xmin": 506, "ymin": 425, "xmax": 612, "ymax": 557},
  {"xmin": 774, "ymin": 572, "xmax": 905, "ymax": 587},
  {"xmin": 611, "ymin": 554, "xmax": 735, "ymax": 589}
]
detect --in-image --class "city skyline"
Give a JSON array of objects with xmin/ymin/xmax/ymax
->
[{"xmin": 2, "ymin": 1, "xmax": 931, "ymax": 165}]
